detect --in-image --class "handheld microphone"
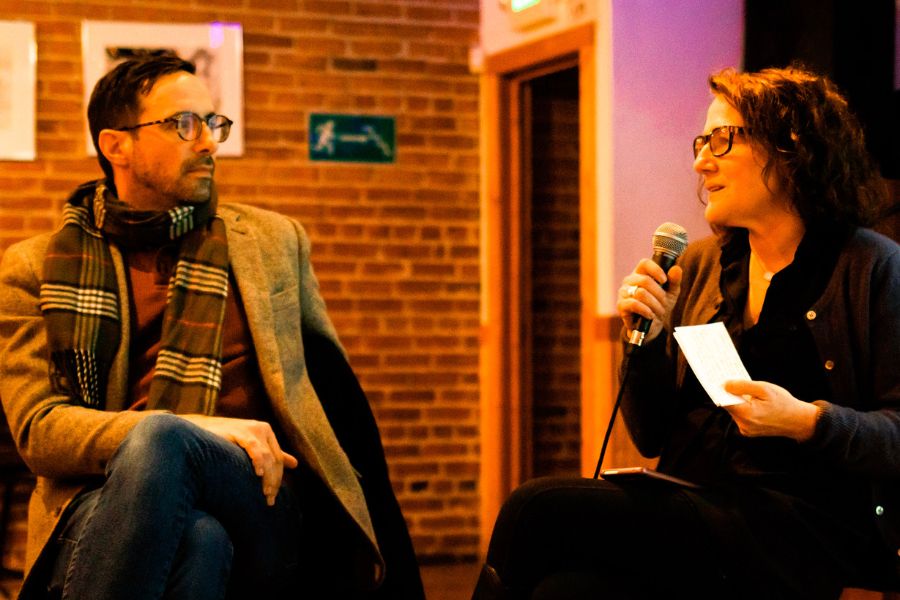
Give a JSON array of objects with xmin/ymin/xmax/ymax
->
[
  {"xmin": 594, "ymin": 222, "xmax": 688, "ymax": 477},
  {"xmin": 627, "ymin": 222, "xmax": 688, "ymax": 348}
]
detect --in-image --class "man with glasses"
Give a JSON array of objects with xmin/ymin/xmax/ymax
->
[{"xmin": 0, "ymin": 54, "xmax": 423, "ymax": 599}]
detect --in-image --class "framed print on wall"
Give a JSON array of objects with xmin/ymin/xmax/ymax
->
[
  {"xmin": 0, "ymin": 21, "xmax": 36, "ymax": 161},
  {"xmin": 81, "ymin": 20, "xmax": 244, "ymax": 157}
]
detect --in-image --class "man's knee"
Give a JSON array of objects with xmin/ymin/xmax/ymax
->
[{"xmin": 109, "ymin": 414, "xmax": 200, "ymax": 474}]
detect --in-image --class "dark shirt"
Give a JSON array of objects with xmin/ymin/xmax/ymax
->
[{"xmin": 659, "ymin": 226, "xmax": 871, "ymax": 522}]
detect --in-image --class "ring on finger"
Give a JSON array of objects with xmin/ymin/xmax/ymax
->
[{"xmin": 626, "ymin": 284, "xmax": 639, "ymax": 298}]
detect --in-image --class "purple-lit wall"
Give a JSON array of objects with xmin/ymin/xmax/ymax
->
[
  {"xmin": 479, "ymin": 0, "xmax": 744, "ymax": 312},
  {"xmin": 609, "ymin": 0, "xmax": 743, "ymax": 304}
]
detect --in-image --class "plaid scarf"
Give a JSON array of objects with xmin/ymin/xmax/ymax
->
[{"xmin": 40, "ymin": 180, "xmax": 229, "ymax": 413}]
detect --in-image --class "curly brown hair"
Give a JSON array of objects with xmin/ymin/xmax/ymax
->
[{"xmin": 707, "ymin": 66, "xmax": 886, "ymax": 227}]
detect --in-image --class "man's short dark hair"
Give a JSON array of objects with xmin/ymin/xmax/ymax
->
[{"xmin": 87, "ymin": 54, "xmax": 196, "ymax": 186}]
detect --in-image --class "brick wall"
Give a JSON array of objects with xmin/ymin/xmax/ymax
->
[{"xmin": 0, "ymin": 0, "xmax": 481, "ymax": 567}]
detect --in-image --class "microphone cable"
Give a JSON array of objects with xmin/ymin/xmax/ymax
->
[
  {"xmin": 592, "ymin": 222, "xmax": 686, "ymax": 478},
  {"xmin": 592, "ymin": 346, "xmax": 637, "ymax": 479}
]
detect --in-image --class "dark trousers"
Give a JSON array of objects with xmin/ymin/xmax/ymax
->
[{"xmin": 474, "ymin": 477, "xmax": 878, "ymax": 600}]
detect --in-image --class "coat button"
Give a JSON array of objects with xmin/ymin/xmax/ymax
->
[
  {"xmin": 824, "ymin": 360, "xmax": 835, "ymax": 371},
  {"xmin": 806, "ymin": 310, "xmax": 817, "ymax": 320},
  {"xmin": 876, "ymin": 505, "xmax": 885, "ymax": 516}
]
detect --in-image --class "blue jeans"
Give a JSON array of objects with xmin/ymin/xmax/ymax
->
[{"xmin": 48, "ymin": 414, "xmax": 303, "ymax": 600}]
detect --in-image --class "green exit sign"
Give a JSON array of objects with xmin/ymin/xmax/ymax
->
[
  {"xmin": 308, "ymin": 113, "xmax": 396, "ymax": 163},
  {"xmin": 511, "ymin": 0, "xmax": 541, "ymax": 11}
]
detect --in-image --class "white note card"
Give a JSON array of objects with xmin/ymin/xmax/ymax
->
[{"xmin": 672, "ymin": 322, "xmax": 748, "ymax": 407}]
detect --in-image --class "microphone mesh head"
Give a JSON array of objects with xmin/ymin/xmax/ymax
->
[{"xmin": 652, "ymin": 222, "xmax": 688, "ymax": 259}]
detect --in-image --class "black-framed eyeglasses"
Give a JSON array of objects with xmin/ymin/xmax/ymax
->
[
  {"xmin": 692, "ymin": 125, "xmax": 746, "ymax": 158},
  {"xmin": 117, "ymin": 112, "xmax": 233, "ymax": 143}
]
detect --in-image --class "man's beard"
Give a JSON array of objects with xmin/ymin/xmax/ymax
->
[
  {"xmin": 183, "ymin": 175, "xmax": 213, "ymax": 206},
  {"xmin": 132, "ymin": 157, "xmax": 215, "ymax": 209},
  {"xmin": 176, "ymin": 157, "xmax": 216, "ymax": 206}
]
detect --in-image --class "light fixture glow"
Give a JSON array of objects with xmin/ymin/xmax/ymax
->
[{"xmin": 510, "ymin": 0, "xmax": 541, "ymax": 13}]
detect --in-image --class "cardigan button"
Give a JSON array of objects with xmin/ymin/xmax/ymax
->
[
  {"xmin": 806, "ymin": 310, "xmax": 817, "ymax": 320},
  {"xmin": 824, "ymin": 360, "xmax": 835, "ymax": 371},
  {"xmin": 876, "ymin": 505, "xmax": 885, "ymax": 516}
]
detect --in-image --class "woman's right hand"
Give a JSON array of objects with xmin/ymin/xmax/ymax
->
[{"xmin": 616, "ymin": 260, "xmax": 683, "ymax": 344}]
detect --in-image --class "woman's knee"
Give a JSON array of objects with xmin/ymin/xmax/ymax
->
[
  {"xmin": 492, "ymin": 478, "xmax": 602, "ymax": 534},
  {"xmin": 485, "ymin": 478, "xmax": 595, "ymax": 564},
  {"xmin": 484, "ymin": 477, "xmax": 642, "ymax": 573}
]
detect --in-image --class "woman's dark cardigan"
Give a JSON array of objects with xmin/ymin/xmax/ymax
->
[{"xmin": 621, "ymin": 228, "xmax": 900, "ymax": 584}]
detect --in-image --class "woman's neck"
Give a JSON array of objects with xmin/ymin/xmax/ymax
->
[{"xmin": 746, "ymin": 213, "xmax": 806, "ymax": 275}]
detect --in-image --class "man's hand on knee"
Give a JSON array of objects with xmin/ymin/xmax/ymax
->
[{"xmin": 179, "ymin": 415, "xmax": 299, "ymax": 506}]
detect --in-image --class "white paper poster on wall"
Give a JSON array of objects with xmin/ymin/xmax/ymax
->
[
  {"xmin": 0, "ymin": 21, "xmax": 36, "ymax": 161},
  {"xmin": 81, "ymin": 20, "xmax": 244, "ymax": 157}
]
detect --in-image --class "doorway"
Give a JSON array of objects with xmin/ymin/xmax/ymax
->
[
  {"xmin": 478, "ymin": 24, "xmax": 607, "ymax": 555},
  {"xmin": 526, "ymin": 66, "xmax": 582, "ymax": 478}
]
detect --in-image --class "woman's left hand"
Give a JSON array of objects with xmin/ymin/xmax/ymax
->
[{"xmin": 723, "ymin": 380, "xmax": 820, "ymax": 442}]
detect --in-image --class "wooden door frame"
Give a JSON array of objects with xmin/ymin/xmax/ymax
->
[{"xmin": 478, "ymin": 23, "xmax": 600, "ymax": 556}]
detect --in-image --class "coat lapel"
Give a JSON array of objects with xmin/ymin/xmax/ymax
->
[
  {"xmin": 221, "ymin": 208, "xmax": 381, "ymax": 579},
  {"xmin": 221, "ymin": 212, "xmax": 290, "ymax": 411}
]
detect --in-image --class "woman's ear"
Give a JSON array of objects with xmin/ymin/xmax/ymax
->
[{"xmin": 97, "ymin": 129, "xmax": 132, "ymax": 169}]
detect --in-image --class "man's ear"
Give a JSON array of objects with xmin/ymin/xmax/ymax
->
[{"xmin": 97, "ymin": 129, "xmax": 132, "ymax": 168}]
